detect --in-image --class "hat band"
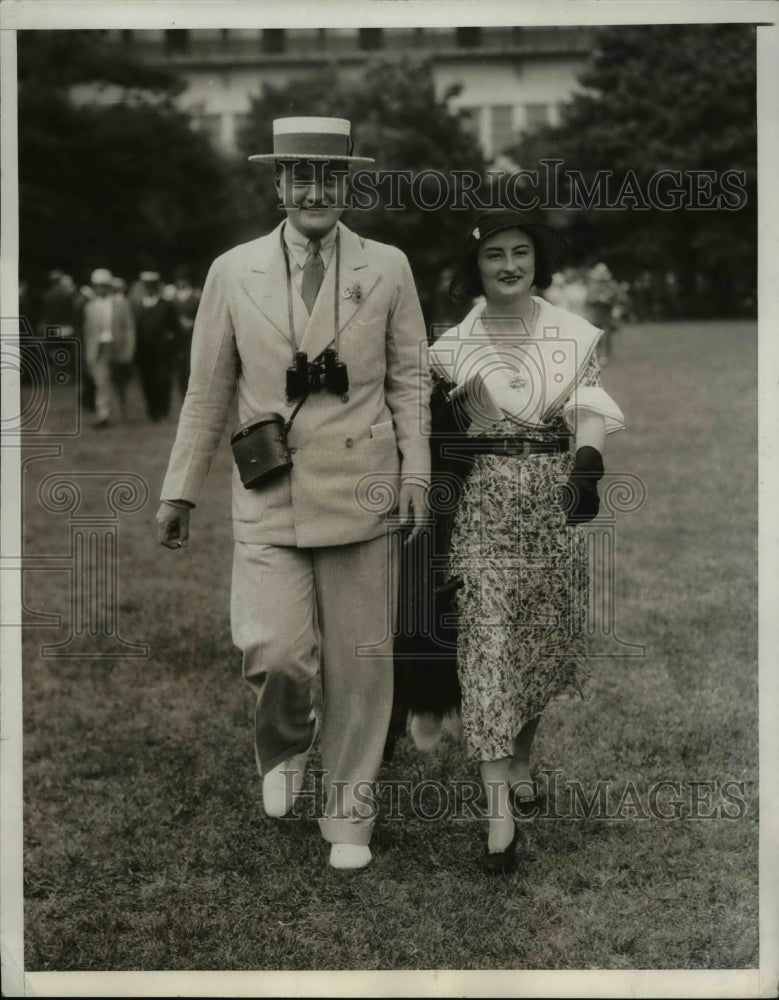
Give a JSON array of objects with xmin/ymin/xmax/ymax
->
[{"xmin": 274, "ymin": 131, "xmax": 352, "ymax": 158}]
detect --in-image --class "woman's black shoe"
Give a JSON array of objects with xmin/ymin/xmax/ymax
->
[{"xmin": 478, "ymin": 824, "xmax": 520, "ymax": 875}]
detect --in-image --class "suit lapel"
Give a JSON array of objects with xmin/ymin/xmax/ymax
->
[
  {"xmin": 335, "ymin": 223, "xmax": 380, "ymax": 334},
  {"xmin": 298, "ymin": 223, "xmax": 381, "ymax": 358},
  {"xmin": 239, "ymin": 223, "xmax": 294, "ymax": 346},
  {"xmin": 239, "ymin": 221, "xmax": 383, "ymax": 357}
]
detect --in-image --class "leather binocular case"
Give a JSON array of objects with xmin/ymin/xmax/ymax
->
[{"xmin": 231, "ymin": 413, "xmax": 293, "ymax": 489}]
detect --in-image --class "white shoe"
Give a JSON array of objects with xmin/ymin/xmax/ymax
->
[
  {"xmin": 262, "ymin": 717, "xmax": 318, "ymax": 818},
  {"xmin": 329, "ymin": 844, "xmax": 372, "ymax": 870}
]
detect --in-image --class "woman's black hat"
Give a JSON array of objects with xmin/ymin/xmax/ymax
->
[{"xmin": 448, "ymin": 209, "xmax": 567, "ymax": 301}]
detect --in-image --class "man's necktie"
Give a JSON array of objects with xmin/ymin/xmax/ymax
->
[{"xmin": 301, "ymin": 239, "xmax": 324, "ymax": 314}]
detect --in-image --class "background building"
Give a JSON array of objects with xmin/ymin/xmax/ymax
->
[{"xmin": 115, "ymin": 26, "xmax": 594, "ymax": 162}]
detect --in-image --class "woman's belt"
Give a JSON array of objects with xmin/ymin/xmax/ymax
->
[{"xmin": 469, "ymin": 435, "xmax": 570, "ymax": 458}]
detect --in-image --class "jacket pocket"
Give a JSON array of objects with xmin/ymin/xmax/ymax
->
[{"xmin": 370, "ymin": 419, "xmax": 395, "ymax": 440}]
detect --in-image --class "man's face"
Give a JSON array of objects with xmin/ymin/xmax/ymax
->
[
  {"xmin": 275, "ymin": 160, "xmax": 349, "ymax": 240},
  {"xmin": 93, "ymin": 282, "xmax": 111, "ymax": 298}
]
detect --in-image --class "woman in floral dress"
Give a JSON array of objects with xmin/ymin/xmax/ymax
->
[{"xmin": 428, "ymin": 211, "xmax": 625, "ymax": 872}]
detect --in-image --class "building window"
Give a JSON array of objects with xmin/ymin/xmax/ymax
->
[
  {"xmin": 164, "ymin": 29, "xmax": 190, "ymax": 55},
  {"xmin": 524, "ymin": 103, "xmax": 550, "ymax": 132},
  {"xmin": 359, "ymin": 28, "xmax": 383, "ymax": 50},
  {"xmin": 490, "ymin": 105, "xmax": 515, "ymax": 157},
  {"xmin": 263, "ymin": 29, "xmax": 286, "ymax": 54},
  {"xmin": 456, "ymin": 27, "xmax": 482, "ymax": 48}
]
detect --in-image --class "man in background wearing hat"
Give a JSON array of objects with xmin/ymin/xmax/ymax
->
[
  {"xmin": 156, "ymin": 117, "xmax": 430, "ymax": 870},
  {"xmin": 81, "ymin": 267, "xmax": 135, "ymax": 428},
  {"xmin": 38, "ymin": 269, "xmax": 79, "ymax": 341},
  {"xmin": 134, "ymin": 270, "xmax": 182, "ymax": 422},
  {"xmin": 164, "ymin": 267, "xmax": 202, "ymax": 404}
]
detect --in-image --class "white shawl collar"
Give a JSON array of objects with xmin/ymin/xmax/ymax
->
[{"xmin": 429, "ymin": 296, "xmax": 601, "ymax": 428}]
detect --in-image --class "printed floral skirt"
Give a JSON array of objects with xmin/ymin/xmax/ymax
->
[{"xmin": 447, "ymin": 450, "xmax": 588, "ymax": 761}]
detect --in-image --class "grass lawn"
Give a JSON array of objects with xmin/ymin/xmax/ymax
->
[{"xmin": 17, "ymin": 319, "xmax": 758, "ymax": 972}]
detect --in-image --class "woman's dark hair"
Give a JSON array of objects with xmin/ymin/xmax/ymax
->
[{"xmin": 449, "ymin": 212, "xmax": 566, "ymax": 302}]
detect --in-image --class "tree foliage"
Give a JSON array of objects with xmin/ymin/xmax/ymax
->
[
  {"xmin": 18, "ymin": 31, "xmax": 240, "ymax": 289},
  {"xmin": 509, "ymin": 24, "xmax": 757, "ymax": 317},
  {"xmin": 235, "ymin": 59, "xmax": 486, "ymax": 326}
]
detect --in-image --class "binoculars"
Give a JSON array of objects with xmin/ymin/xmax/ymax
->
[{"xmin": 286, "ymin": 349, "xmax": 349, "ymax": 400}]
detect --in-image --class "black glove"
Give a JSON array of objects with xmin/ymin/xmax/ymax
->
[
  {"xmin": 430, "ymin": 378, "xmax": 470, "ymax": 437},
  {"xmin": 563, "ymin": 446, "xmax": 604, "ymax": 525}
]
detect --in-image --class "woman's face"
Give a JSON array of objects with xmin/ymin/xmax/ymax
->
[{"xmin": 476, "ymin": 228, "xmax": 536, "ymax": 305}]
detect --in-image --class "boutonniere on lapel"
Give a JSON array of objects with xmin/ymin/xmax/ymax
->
[{"xmin": 342, "ymin": 282, "xmax": 362, "ymax": 304}]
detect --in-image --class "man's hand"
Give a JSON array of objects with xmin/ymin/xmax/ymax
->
[
  {"xmin": 398, "ymin": 481, "xmax": 428, "ymax": 541},
  {"xmin": 156, "ymin": 501, "xmax": 191, "ymax": 549}
]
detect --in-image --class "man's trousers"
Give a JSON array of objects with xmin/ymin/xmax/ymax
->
[
  {"xmin": 136, "ymin": 354, "xmax": 173, "ymax": 421},
  {"xmin": 231, "ymin": 532, "xmax": 397, "ymax": 846},
  {"xmin": 88, "ymin": 348, "xmax": 115, "ymax": 423}
]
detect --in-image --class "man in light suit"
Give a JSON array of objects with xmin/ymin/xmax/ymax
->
[
  {"xmin": 156, "ymin": 118, "xmax": 430, "ymax": 869},
  {"xmin": 81, "ymin": 268, "xmax": 135, "ymax": 428}
]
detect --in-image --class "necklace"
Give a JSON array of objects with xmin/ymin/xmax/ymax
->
[
  {"xmin": 482, "ymin": 297, "xmax": 540, "ymax": 340},
  {"xmin": 481, "ymin": 298, "xmax": 540, "ymax": 392}
]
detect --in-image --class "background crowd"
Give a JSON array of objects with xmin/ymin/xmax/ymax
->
[
  {"xmin": 21, "ymin": 256, "xmax": 630, "ymax": 427},
  {"xmin": 16, "ymin": 24, "xmax": 756, "ymax": 343},
  {"xmin": 10, "ymin": 18, "xmax": 761, "ymax": 978},
  {"xmin": 23, "ymin": 265, "xmax": 201, "ymax": 428}
]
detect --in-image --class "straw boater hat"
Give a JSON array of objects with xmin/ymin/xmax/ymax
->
[
  {"xmin": 248, "ymin": 117, "xmax": 375, "ymax": 164},
  {"xmin": 90, "ymin": 268, "xmax": 113, "ymax": 286},
  {"xmin": 589, "ymin": 262, "xmax": 613, "ymax": 281}
]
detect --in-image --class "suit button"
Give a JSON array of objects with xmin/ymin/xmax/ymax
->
[
  {"xmin": 288, "ymin": 446, "xmax": 298, "ymax": 455},
  {"xmin": 345, "ymin": 437, "xmax": 354, "ymax": 448}
]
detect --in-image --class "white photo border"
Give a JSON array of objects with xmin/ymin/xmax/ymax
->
[{"xmin": 2, "ymin": 2, "xmax": 777, "ymax": 997}]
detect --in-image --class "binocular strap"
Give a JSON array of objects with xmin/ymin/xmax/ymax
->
[{"xmin": 281, "ymin": 223, "xmax": 341, "ymax": 357}]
